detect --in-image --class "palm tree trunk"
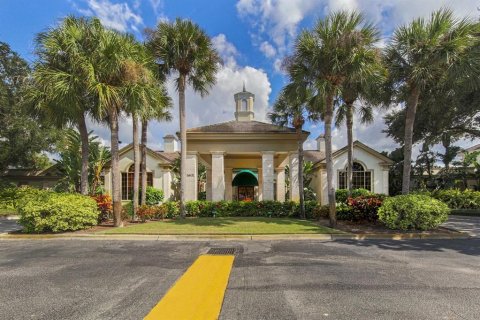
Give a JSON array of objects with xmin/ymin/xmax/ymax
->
[
  {"xmin": 132, "ymin": 113, "xmax": 140, "ymax": 220},
  {"xmin": 110, "ymin": 109, "xmax": 123, "ymax": 227},
  {"xmin": 325, "ymin": 91, "xmax": 336, "ymax": 227},
  {"xmin": 297, "ymin": 126, "xmax": 305, "ymax": 219},
  {"xmin": 402, "ymin": 87, "xmax": 420, "ymax": 195},
  {"xmin": 78, "ymin": 113, "xmax": 89, "ymax": 195},
  {"xmin": 346, "ymin": 102, "xmax": 354, "ymax": 196},
  {"xmin": 179, "ymin": 75, "xmax": 187, "ymax": 218},
  {"xmin": 141, "ymin": 119, "xmax": 148, "ymax": 205}
]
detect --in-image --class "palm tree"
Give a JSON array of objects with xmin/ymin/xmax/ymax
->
[
  {"xmin": 270, "ymin": 84, "xmax": 319, "ymax": 219},
  {"xmin": 384, "ymin": 8, "xmax": 480, "ymax": 194},
  {"xmin": 335, "ymin": 63, "xmax": 384, "ymax": 195},
  {"xmin": 32, "ymin": 16, "xmax": 101, "ymax": 195},
  {"xmin": 147, "ymin": 18, "xmax": 221, "ymax": 218},
  {"xmin": 288, "ymin": 11, "xmax": 379, "ymax": 227},
  {"xmin": 140, "ymin": 86, "xmax": 172, "ymax": 206}
]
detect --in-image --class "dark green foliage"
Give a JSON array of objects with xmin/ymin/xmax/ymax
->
[
  {"xmin": 17, "ymin": 190, "xmax": 99, "ymax": 233},
  {"xmin": 431, "ymin": 189, "xmax": 480, "ymax": 209},
  {"xmin": 136, "ymin": 200, "xmax": 324, "ymax": 221},
  {"xmin": 0, "ymin": 42, "xmax": 60, "ymax": 171},
  {"xmin": 378, "ymin": 194, "xmax": 450, "ymax": 230}
]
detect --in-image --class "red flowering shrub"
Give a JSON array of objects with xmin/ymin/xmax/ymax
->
[
  {"xmin": 91, "ymin": 194, "xmax": 112, "ymax": 222},
  {"xmin": 345, "ymin": 195, "xmax": 385, "ymax": 222}
]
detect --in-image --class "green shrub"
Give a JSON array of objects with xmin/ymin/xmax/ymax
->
[
  {"xmin": 144, "ymin": 187, "xmax": 164, "ymax": 205},
  {"xmin": 378, "ymin": 195, "xmax": 450, "ymax": 230},
  {"xmin": 336, "ymin": 202, "xmax": 352, "ymax": 220},
  {"xmin": 335, "ymin": 188, "xmax": 372, "ymax": 203},
  {"xmin": 0, "ymin": 186, "xmax": 50, "ymax": 210},
  {"xmin": 431, "ymin": 189, "xmax": 480, "ymax": 209},
  {"xmin": 18, "ymin": 192, "xmax": 99, "ymax": 233}
]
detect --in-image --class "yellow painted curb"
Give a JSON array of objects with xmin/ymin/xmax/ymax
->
[{"xmin": 144, "ymin": 254, "xmax": 234, "ymax": 320}]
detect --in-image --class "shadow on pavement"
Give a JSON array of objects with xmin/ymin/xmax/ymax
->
[{"xmin": 334, "ymin": 238, "xmax": 480, "ymax": 256}]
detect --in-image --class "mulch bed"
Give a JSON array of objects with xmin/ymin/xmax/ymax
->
[{"xmin": 318, "ymin": 218, "xmax": 460, "ymax": 235}]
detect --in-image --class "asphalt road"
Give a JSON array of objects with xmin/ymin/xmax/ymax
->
[{"xmin": 0, "ymin": 239, "xmax": 479, "ymax": 320}]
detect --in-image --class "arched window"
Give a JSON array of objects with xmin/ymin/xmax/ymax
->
[
  {"xmin": 338, "ymin": 161, "xmax": 372, "ymax": 191},
  {"xmin": 241, "ymin": 99, "xmax": 248, "ymax": 111},
  {"xmin": 121, "ymin": 165, "xmax": 153, "ymax": 200}
]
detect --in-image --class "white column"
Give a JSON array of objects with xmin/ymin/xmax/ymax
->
[
  {"xmin": 262, "ymin": 151, "xmax": 275, "ymax": 200},
  {"xmin": 185, "ymin": 152, "xmax": 198, "ymax": 201},
  {"xmin": 275, "ymin": 168, "xmax": 285, "ymax": 202},
  {"xmin": 256, "ymin": 168, "xmax": 262, "ymax": 201},
  {"xmin": 382, "ymin": 168, "xmax": 389, "ymax": 195},
  {"xmin": 206, "ymin": 168, "xmax": 212, "ymax": 201},
  {"xmin": 225, "ymin": 168, "xmax": 233, "ymax": 201},
  {"xmin": 161, "ymin": 168, "xmax": 172, "ymax": 201},
  {"xmin": 289, "ymin": 152, "xmax": 300, "ymax": 201},
  {"xmin": 211, "ymin": 152, "xmax": 225, "ymax": 201}
]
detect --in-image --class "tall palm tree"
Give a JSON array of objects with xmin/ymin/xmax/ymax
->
[
  {"xmin": 384, "ymin": 8, "xmax": 480, "ymax": 194},
  {"xmin": 147, "ymin": 18, "xmax": 221, "ymax": 218},
  {"xmin": 32, "ymin": 16, "xmax": 102, "ymax": 195},
  {"xmin": 335, "ymin": 61, "xmax": 384, "ymax": 195},
  {"xmin": 289, "ymin": 11, "xmax": 379, "ymax": 227},
  {"xmin": 140, "ymin": 86, "xmax": 172, "ymax": 206},
  {"xmin": 270, "ymin": 84, "xmax": 319, "ymax": 219},
  {"xmin": 87, "ymin": 25, "xmax": 164, "ymax": 227}
]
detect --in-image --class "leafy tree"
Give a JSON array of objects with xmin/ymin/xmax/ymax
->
[
  {"xmin": 147, "ymin": 18, "xmax": 221, "ymax": 218},
  {"xmin": 270, "ymin": 85, "xmax": 319, "ymax": 218},
  {"xmin": 288, "ymin": 11, "xmax": 379, "ymax": 227},
  {"xmin": 384, "ymin": 8, "xmax": 480, "ymax": 194},
  {"xmin": 55, "ymin": 129, "xmax": 110, "ymax": 193},
  {"xmin": 32, "ymin": 16, "xmax": 103, "ymax": 195},
  {"xmin": 0, "ymin": 42, "xmax": 59, "ymax": 171}
]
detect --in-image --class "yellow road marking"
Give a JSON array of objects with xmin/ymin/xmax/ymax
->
[{"xmin": 144, "ymin": 254, "xmax": 234, "ymax": 320}]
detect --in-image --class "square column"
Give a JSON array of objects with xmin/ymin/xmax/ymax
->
[
  {"xmin": 206, "ymin": 168, "xmax": 212, "ymax": 201},
  {"xmin": 262, "ymin": 151, "xmax": 275, "ymax": 200},
  {"xmin": 225, "ymin": 168, "xmax": 233, "ymax": 201},
  {"xmin": 185, "ymin": 152, "xmax": 198, "ymax": 201},
  {"xmin": 211, "ymin": 152, "xmax": 225, "ymax": 201},
  {"xmin": 161, "ymin": 167, "xmax": 172, "ymax": 201},
  {"xmin": 275, "ymin": 168, "xmax": 285, "ymax": 202},
  {"xmin": 289, "ymin": 152, "xmax": 300, "ymax": 201}
]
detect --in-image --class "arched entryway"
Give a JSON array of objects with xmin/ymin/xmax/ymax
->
[{"xmin": 232, "ymin": 169, "xmax": 258, "ymax": 201}]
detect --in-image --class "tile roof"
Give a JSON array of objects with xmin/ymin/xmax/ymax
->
[{"xmin": 187, "ymin": 120, "xmax": 305, "ymax": 134}]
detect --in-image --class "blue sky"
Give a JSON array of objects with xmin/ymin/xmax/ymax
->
[{"xmin": 1, "ymin": 0, "xmax": 478, "ymax": 154}]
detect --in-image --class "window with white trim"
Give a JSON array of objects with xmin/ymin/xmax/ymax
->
[{"xmin": 338, "ymin": 162, "xmax": 372, "ymax": 191}]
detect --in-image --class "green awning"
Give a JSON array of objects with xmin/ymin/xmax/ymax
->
[{"xmin": 232, "ymin": 170, "xmax": 258, "ymax": 186}]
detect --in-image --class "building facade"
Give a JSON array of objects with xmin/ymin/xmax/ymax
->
[{"xmin": 101, "ymin": 87, "xmax": 393, "ymax": 204}]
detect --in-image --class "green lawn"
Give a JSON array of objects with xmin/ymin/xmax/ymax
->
[
  {"xmin": 0, "ymin": 207, "xmax": 16, "ymax": 216},
  {"xmin": 102, "ymin": 217, "xmax": 341, "ymax": 235}
]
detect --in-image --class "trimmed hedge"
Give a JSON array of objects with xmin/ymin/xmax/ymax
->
[
  {"xmin": 136, "ymin": 200, "xmax": 327, "ymax": 220},
  {"xmin": 378, "ymin": 194, "xmax": 450, "ymax": 230},
  {"xmin": 431, "ymin": 189, "xmax": 480, "ymax": 210},
  {"xmin": 18, "ymin": 191, "xmax": 99, "ymax": 233}
]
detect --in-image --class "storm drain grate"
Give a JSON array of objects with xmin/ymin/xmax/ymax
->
[{"xmin": 207, "ymin": 247, "xmax": 236, "ymax": 255}]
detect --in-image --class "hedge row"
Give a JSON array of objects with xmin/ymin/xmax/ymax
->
[{"xmin": 136, "ymin": 200, "xmax": 328, "ymax": 220}]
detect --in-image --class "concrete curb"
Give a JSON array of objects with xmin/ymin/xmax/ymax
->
[
  {"xmin": 0, "ymin": 215, "xmax": 20, "ymax": 220},
  {"xmin": 0, "ymin": 232, "xmax": 472, "ymax": 241}
]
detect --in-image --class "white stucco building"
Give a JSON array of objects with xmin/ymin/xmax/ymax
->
[{"xmin": 103, "ymin": 87, "xmax": 393, "ymax": 204}]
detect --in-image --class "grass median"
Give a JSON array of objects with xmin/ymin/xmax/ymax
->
[{"xmin": 101, "ymin": 217, "xmax": 342, "ymax": 235}]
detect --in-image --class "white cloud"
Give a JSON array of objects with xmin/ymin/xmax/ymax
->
[
  {"xmin": 212, "ymin": 34, "xmax": 239, "ymax": 68},
  {"xmin": 259, "ymin": 41, "xmax": 277, "ymax": 58},
  {"xmin": 87, "ymin": 34, "xmax": 272, "ymax": 151},
  {"xmin": 77, "ymin": 0, "xmax": 143, "ymax": 33}
]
